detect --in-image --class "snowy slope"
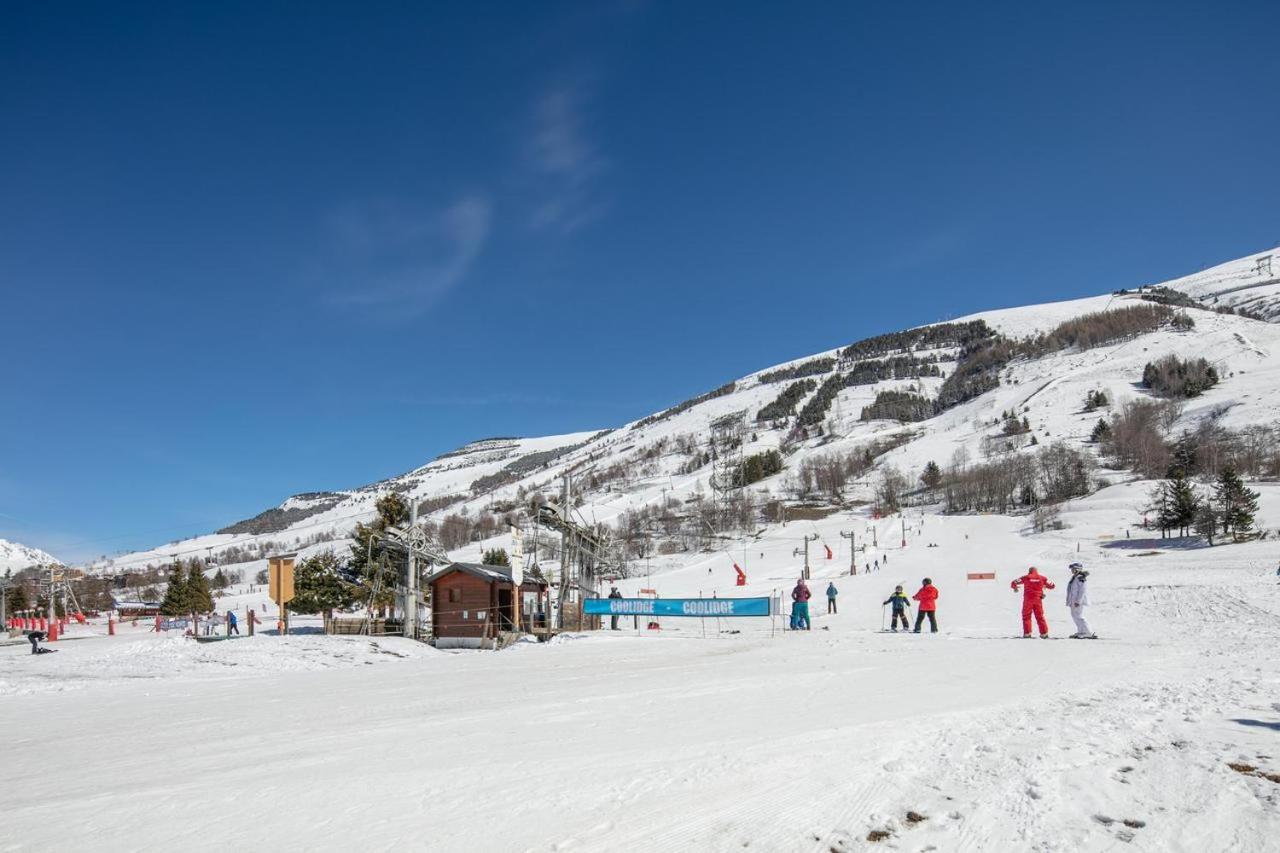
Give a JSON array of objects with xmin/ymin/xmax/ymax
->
[
  {"xmin": 6, "ymin": 492, "xmax": 1280, "ymax": 851},
  {"xmin": 0, "ymin": 538, "xmax": 59, "ymax": 572},
  {"xmin": 91, "ymin": 247, "xmax": 1280, "ymax": 582},
  {"xmin": 1163, "ymin": 247, "xmax": 1280, "ymax": 320}
]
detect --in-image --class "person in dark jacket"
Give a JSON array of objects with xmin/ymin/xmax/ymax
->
[
  {"xmin": 608, "ymin": 585, "xmax": 623, "ymax": 630},
  {"xmin": 912, "ymin": 578, "xmax": 939, "ymax": 633},
  {"xmin": 883, "ymin": 586, "xmax": 912, "ymax": 631},
  {"xmin": 227, "ymin": 610, "xmax": 240, "ymax": 635},
  {"xmin": 825, "ymin": 582, "xmax": 838, "ymax": 614},
  {"xmin": 791, "ymin": 579, "xmax": 812, "ymax": 630},
  {"xmin": 28, "ymin": 630, "xmax": 47, "ymax": 654}
]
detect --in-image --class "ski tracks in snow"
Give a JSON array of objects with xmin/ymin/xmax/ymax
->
[{"xmin": 813, "ymin": 624, "xmax": 1280, "ymax": 851}]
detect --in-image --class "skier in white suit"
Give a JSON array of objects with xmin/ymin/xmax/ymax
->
[{"xmin": 1066, "ymin": 562, "xmax": 1095, "ymax": 639}]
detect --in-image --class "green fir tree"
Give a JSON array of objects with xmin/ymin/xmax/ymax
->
[
  {"xmin": 160, "ymin": 563, "xmax": 189, "ymax": 616},
  {"xmin": 348, "ymin": 492, "xmax": 410, "ymax": 610},
  {"xmin": 290, "ymin": 551, "xmax": 358, "ymax": 622},
  {"xmin": 1169, "ymin": 472, "xmax": 1199, "ymax": 537},
  {"xmin": 1193, "ymin": 493, "xmax": 1219, "ymax": 545},
  {"xmin": 1215, "ymin": 467, "xmax": 1260, "ymax": 539},
  {"xmin": 185, "ymin": 560, "xmax": 215, "ymax": 613}
]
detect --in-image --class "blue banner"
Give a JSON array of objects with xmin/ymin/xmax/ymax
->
[{"xmin": 583, "ymin": 597, "xmax": 774, "ymax": 618}]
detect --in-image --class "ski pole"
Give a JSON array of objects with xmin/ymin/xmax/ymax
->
[{"xmin": 881, "ymin": 603, "xmax": 887, "ymax": 631}]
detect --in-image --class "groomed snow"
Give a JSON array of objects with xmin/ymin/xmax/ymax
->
[{"xmin": 5, "ymin": 487, "xmax": 1280, "ymax": 852}]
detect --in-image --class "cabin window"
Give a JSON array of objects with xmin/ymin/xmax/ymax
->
[{"xmin": 448, "ymin": 588, "xmax": 461, "ymax": 603}]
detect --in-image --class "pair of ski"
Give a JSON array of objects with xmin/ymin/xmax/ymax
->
[{"xmin": 1008, "ymin": 633, "xmax": 1101, "ymax": 640}]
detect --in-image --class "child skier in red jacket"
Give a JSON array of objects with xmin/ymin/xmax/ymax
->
[{"xmin": 1011, "ymin": 567, "xmax": 1055, "ymax": 638}]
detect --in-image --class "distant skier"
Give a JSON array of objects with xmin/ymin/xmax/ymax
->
[
  {"xmin": 227, "ymin": 610, "xmax": 240, "ymax": 636},
  {"xmin": 1012, "ymin": 567, "xmax": 1055, "ymax": 638},
  {"xmin": 1065, "ymin": 563, "xmax": 1095, "ymax": 639},
  {"xmin": 912, "ymin": 578, "xmax": 938, "ymax": 633},
  {"xmin": 884, "ymin": 585, "xmax": 912, "ymax": 632},
  {"xmin": 608, "ymin": 585, "xmax": 623, "ymax": 630},
  {"xmin": 791, "ymin": 578, "xmax": 812, "ymax": 630},
  {"xmin": 826, "ymin": 581, "xmax": 838, "ymax": 614}
]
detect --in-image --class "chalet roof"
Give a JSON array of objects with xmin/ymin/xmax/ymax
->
[{"xmin": 427, "ymin": 562, "xmax": 547, "ymax": 587}]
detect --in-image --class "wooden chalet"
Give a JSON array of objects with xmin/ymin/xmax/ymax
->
[{"xmin": 428, "ymin": 562, "xmax": 550, "ymax": 649}]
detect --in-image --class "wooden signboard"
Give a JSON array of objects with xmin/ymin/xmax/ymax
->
[{"xmin": 268, "ymin": 556, "xmax": 296, "ymax": 604}]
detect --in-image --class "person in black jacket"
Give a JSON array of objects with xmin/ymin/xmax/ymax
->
[{"xmin": 608, "ymin": 585, "xmax": 623, "ymax": 630}]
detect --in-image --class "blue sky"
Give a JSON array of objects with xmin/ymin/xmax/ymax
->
[{"xmin": 3, "ymin": 1, "xmax": 1278, "ymax": 562}]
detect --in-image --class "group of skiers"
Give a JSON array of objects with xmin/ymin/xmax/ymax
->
[
  {"xmin": 1008, "ymin": 563, "xmax": 1094, "ymax": 638},
  {"xmin": 877, "ymin": 579, "xmax": 938, "ymax": 632},
  {"xmin": 790, "ymin": 562, "xmax": 1096, "ymax": 638}
]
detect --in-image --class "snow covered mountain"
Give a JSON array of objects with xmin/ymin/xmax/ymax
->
[
  {"xmin": 0, "ymin": 538, "xmax": 60, "ymax": 572},
  {"xmin": 1161, "ymin": 246, "xmax": 1280, "ymax": 320},
  {"xmin": 93, "ymin": 247, "xmax": 1280, "ymax": 576}
]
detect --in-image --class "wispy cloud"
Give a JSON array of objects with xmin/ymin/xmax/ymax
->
[
  {"xmin": 396, "ymin": 390, "xmax": 566, "ymax": 408},
  {"xmin": 881, "ymin": 223, "xmax": 974, "ymax": 273},
  {"xmin": 526, "ymin": 81, "xmax": 609, "ymax": 233},
  {"xmin": 320, "ymin": 194, "xmax": 492, "ymax": 316}
]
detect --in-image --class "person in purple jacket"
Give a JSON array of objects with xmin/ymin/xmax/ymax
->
[{"xmin": 791, "ymin": 578, "xmax": 812, "ymax": 630}]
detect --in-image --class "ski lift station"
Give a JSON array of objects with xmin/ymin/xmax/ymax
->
[{"xmin": 428, "ymin": 562, "xmax": 551, "ymax": 649}]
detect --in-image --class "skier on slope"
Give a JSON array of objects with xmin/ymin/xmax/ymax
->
[
  {"xmin": 912, "ymin": 578, "xmax": 938, "ymax": 633},
  {"xmin": 1065, "ymin": 563, "xmax": 1096, "ymax": 639},
  {"xmin": 825, "ymin": 581, "xmax": 839, "ymax": 614},
  {"xmin": 1011, "ymin": 566, "xmax": 1055, "ymax": 638},
  {"xmin": 791, "ymin": 578, "xmax": 812, "ymax": 630},
  {"xmin": 884, "ymin": 585, "xmax": 912, "ymax": 631}
]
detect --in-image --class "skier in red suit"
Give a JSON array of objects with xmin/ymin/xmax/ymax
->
[{"xmin": 1011, "ymin": 567, "xmax": 1055, "ymax": 638}]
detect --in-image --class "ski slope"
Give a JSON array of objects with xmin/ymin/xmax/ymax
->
[
  {"xmin": 5, "ymin": 488, "xmax": 1280, "ymax": 852},
  {"xmin": 88, "ymin": 247, "xmax": 1280, "ymax": 590}
]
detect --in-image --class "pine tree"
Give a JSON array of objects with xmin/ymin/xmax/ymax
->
[
  {"xmin": 1090, "ymin": 418, "xmax": 1111, "ymax": 443},
  {"xmin": 212, "ymin": 568, "xmax": 229, "ymax": 590},
  {"xmin": 1167, "ymin": 431, "xmax": 1199, "ymax": 478},
  {"xmin": 1148, "ymin": 481, "xmax": 1173, "ymax": 538},
  {"xmin": 1193, "ymin": 493, "xmax": 1219, "ymax": 545},
  {"xmin": 290, "ymin": 551, "xmax": 357, "ymax": 623},
  {"xmin": 185, "ymin": 560, "xmax": 215, "ymax": 613},
  {"xmin": 920, "ymin": 460, "xmax": 942, "ymax": 490},
  {"xmin": 1169, "ymin": 472, "xmax": 1199, "ymax": 537},
  {"xmin": 1215, "ymin": 467, "xmax": 1260, "ymax": 539},
  {"xmin": 6, "ymin": 572, "xmax": 29, "ymax": 612},
  {"xmin": 482, "ymin": 548, "xmax": 510, "ymax": 567},
  {"xmin": 348, "ymin": 492, "xmax": 409, "ymax": 609},
  {"xmin": 159, "ymin": 563, "xmax": 189, "ymax": 616}
]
